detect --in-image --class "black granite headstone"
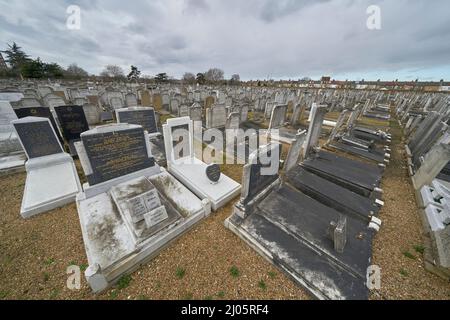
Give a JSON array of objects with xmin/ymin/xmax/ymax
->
[
  {"xmin": 13, "ymin": 119, "xmax": 63, "ymax": 158},
  {"xmin": 118, "ymin": 109, "xmax": 157, "ymax": 134},
  {"xmin": 14, "ymin": 107, "xmax": 62, "ymax": 141},
  {"xmin": 82, "ymin": 127, "xmax": 155, "ymax": 185},
  {"xmin": 244, "ymin": 143, "xmax": 281, "ymax": 204},
  {"xmin": 206, "ymin": 163, "xmax": 221, "ymax": 183},
  {"xmin": 54, "ymin": 105, "xmax": 89, "ymax": 142}
]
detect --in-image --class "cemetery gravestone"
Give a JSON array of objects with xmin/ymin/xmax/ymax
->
[
  {"xmin": 80, "ymin": 125, "xmax": 155, "ymax": 186},
  {"xmin": 11, "ymin": 116, "xmax": 81, "ymax": 218},
  {"xmin": 116, "ymin": 107, "xmax": 159, "ymax": 136},
  {"xmin": 14, "ymin": 106, "xmax": 62, "ymax": 142},
  {"xmin": 55, "ymin": 105, "xmax": 90, "ymax": 155}
]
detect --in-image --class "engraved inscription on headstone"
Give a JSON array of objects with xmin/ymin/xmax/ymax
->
[
  {"xmin": 206, "ymin": 163, "xmax": 221, "ymax": 183},
  {"xmin": 143, "ymin": 189, "xmax": 161, "ymax": 211},
  {"xmin": 82, "ymin": 127, "xmax": 154, "ymax": 185},
  {"xmin": 14, "ymin": 107, "xmax": 61, "ymax": 141},
  {"xmin": 144, "ymin": 206, "xmax": 169, "ymax": 228},
  {"xmin": 54, "ymin": 105, "xmax": 89, "ymax": 142},
  {"xmin": 127, "ymin": 196, "xmax": 148, "ymax": 222},
  {"xmin": 13, "ymin": 120, "xmax": 63, "ymax": 158},
  {"xmin": 127, "ymin": 189, "xmax": 161, "ymax": 223},
  {"xmin": 117, "ymin": 109, "xmax": 157, "ymax": 134}
]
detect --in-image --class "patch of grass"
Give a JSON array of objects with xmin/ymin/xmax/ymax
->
[
  {"xmin": 43, "ymin": 272, "xmax": 50, "ymax": 282},
  {"xmin": 268, "ymin": 271, "xmax": 276, "ymax": 279},
  {"xmin": 203, "ymin": 295, "xmax": 213, "ymax": 300},
  {"xmin": 414, "ymin": 245, "xmax": 425, "ymax": 254},
  {"xmin": 0, "ymin": 291, "xmax": 9, "ymax": 299},
  {"xmin": 217, "ymin": 291, "xmax": 225, "ymax": 298},
  {"xmin": 44, "ymin": 258, "xmax": 55, "ymax": 265},
  {"xmin": 176, "ymin": 267, "xmax": 186, "ymax": 279},
  {"xmin": 109, "ymin": 290, "xmax": 119, "ymax": 299},
  {"xmin": 183, "ymin": 292, "xmax": 193, "ymax": 300},
  {"xmin": 117, "ymin": 274, "xmax": 132, "ymax": 289},
  {"xmin": 399, "ymin": 269, "xmax": 408, "ymax": 277},
  {"xmin": 80, "ymin": 263, "xmax": 89, "ymax": 272},
  {"xmin": 402, "ymin": 250, "xmax": 416, "ymax": 260},
  {"xmin": 137, "ymin": 295, "xmax": 149, "ymax": 300},
  {"xmin": 258, "ymin": 280, "xmax": 267, "ymax": 290},
  {"xmin": 229, "ymin": 265, "xmax": 240, "ymax": 278},
  {"xmin": 49, "ymin": 289, "xmax": 59, "ymax": 299}
]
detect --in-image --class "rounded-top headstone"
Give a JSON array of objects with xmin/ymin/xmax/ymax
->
[{"xmin": 206, "ymin": 163, "xmax": 221, "ymax": 183}]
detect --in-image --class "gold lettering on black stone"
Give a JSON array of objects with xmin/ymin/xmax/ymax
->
[{"xmin": 83, "ymin": 128, "xmax": 154, "ymax": 185}]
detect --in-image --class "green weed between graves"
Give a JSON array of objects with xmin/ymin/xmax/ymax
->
[{"xmin": 230, "ymin": 265, "xmax": 240, "ymax": 278}]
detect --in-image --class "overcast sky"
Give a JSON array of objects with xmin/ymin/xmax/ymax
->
[{"xmin": 1, "ymin": 0, "xmax": 449, "ymax": 81}]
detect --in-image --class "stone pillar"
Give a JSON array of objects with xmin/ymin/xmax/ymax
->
[{"xmin": 302, "ymin": 103, "xmax": 327, "ymax": 158}]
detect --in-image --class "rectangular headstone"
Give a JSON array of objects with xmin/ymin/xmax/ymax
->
[
  {"xmin": 54, "ymin": 105, "xmax": 89, "ymax": 143},
  {"xmin": 14, "ymin": 107, "xmax": 61, "ymax": 140},
  {"xmin": 116, "ymin": 107, "xmax": 158, "ymax": 134},
  {"xmin": 13, "ymin": 117, "xmax": 63, "ymax": 159},
  {"xmin": 242, "ymin": 143, "xmax": 281, "ymax": 204},
  {"xmin": 81, "ymin": 126, "xmax": 155, "ymax": 185}
]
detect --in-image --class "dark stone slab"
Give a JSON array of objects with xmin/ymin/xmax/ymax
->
[
  {"xmin": 82, "ymin": 127, "xmax": 155, "ymax": 185},
  {"xmin": 232, "ymin": 186, "xmax": 371, "ymax": 299},
  {"xmin": 286, "ymin": 167, "xmax": 379, "ymax": 221},
  {"xmin": 117, "ymin": 109, "xmax": 158, "ymax": 134},
  {"xmin": 54, "ymin": 105, "xmax": 89, "ymax": 143},
  {"xmin": 329, "ymin": 142, "xmax": 385, "ymax": 163},
  {"xmin": 244, "ymin": 143, "xmax": 281, "ymax": 204},
  {"xmin": 13, "ymin": 120, "xmax": 62, "ymax": 158},
  {"xmin": 14, "ymin": 107, "xmax": 61, "ymax": 141},
  {"xmin": 302, "ymin": 151, "xmax": 382, "ymax": 197}
]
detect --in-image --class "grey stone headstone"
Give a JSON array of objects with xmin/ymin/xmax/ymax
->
[
  {"xmin": 226, "ymin": 112, "xmax": 240, "ymax": 130},
  {"xmin": 189, "ymin": 106, "xmax": 202, "ymax": 122},
  {"xmin": 269, "ymin": 104, "xmax": 287, "ymax": 129},
  {"xmin": 178, "ymin": 104, "xmax": 189, "ymax": 117}
]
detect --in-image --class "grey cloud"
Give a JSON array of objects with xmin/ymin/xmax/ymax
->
[{"xmin": 0, "ymin": 0, "xmax": 449, "ymax": 80}]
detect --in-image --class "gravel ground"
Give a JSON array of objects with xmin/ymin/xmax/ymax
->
[
  {"xmin": 1, "ymin": 117, "xmax": 449, "ymax": 300},
  {"xmin": 0, "ymin": 162, "xmax": 308, "ymax": 300},
  {"xmin": 370, "ymin": 118, "xmax": 450, "ymax": 300}
]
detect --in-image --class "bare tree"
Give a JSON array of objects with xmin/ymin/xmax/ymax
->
[
  {"xmin": 204, "ymin": 68, "xmax": 224, "ymax": 83},
  {"xmin": 65, "ymin": 63, "xmax": 88, "ymax": 78},
  {"xmin": 231, "ymin": 74, "xmax": 240, "ymax": 83},
  {"xmin": 100, "ymin": 64, "xmax": 125, "ymax": 78},
  {"xmin": 182, "ymin": 72, "xmax": 196, "ymax": 84}
]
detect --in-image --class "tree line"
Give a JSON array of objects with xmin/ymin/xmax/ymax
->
[{"xmin": 0, "ymin": 42, "xmax": 240, "ymax": 85}]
